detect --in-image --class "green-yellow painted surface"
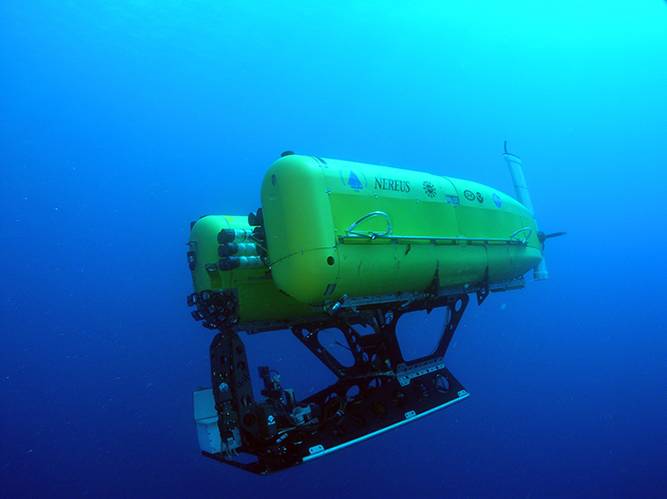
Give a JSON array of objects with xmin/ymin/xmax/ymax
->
[
  {"xmin": 261, "ymin": 155, "xmax": 542, "ymax": 305},
  {"xmin": 188, "ymin": 215, "xmax": 315, "ymax": 325},
  {"xmin": 188, "ymin": 154, "xmax": 543, "ymax": 326},
  {"xmin": 260, "ymin": 156, "xmax": 340, "ymax": 305}
]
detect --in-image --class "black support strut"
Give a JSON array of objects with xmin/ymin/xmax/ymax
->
[{"xmin": 204, "ymin": 293, "xmax": 471, "ymax": 474}]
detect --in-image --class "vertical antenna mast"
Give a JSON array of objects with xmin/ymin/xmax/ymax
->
[{"xmin": 503, "ymin": 141, "xmax": 549, "ymax": 280}]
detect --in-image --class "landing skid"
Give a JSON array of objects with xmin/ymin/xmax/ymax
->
[{"xmin": 200, "ymin": 294, "xmax": 470, "ymax": 474}]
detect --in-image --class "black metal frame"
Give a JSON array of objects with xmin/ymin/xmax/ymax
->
[{"xmin": 203, "ymin": 293, "xmax": 470, "ymax": 474}]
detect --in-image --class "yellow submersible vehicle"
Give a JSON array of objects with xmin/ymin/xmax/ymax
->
[{"xmin": 187, "ymin": 143, "xmax": 562, "ymax": 473}]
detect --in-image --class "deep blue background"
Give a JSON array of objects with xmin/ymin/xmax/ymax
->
[{"xmin": 2, "ymin": 1, "xmax": 666, "ymax": 497}]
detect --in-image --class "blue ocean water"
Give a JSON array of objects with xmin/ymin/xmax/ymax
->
[{"xmin": 2, "ymin": 1, "xmax": 666, "ymax": 497}]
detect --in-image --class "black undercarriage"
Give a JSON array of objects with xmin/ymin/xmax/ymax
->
[{"xmin": 201, "ymin": 293, "xmax": 472, "ymax": 474}]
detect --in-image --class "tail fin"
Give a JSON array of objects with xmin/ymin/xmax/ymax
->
[{"xmin": 502, "ymin": 141, "xmax": 549, "ymax": 280}]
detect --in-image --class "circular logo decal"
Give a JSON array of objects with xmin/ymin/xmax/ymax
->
[
  {"xmin": 464, "ymin": 189, "xmax": 475, "ymax": 201},
  {"xmin": 423, "ymin": 181, "xmax": 437, "ymax": 198}
]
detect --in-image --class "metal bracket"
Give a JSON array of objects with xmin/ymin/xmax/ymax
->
[{"xmin": 476, "ymin": 267, "xmax": 490, "ymax": 305}]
